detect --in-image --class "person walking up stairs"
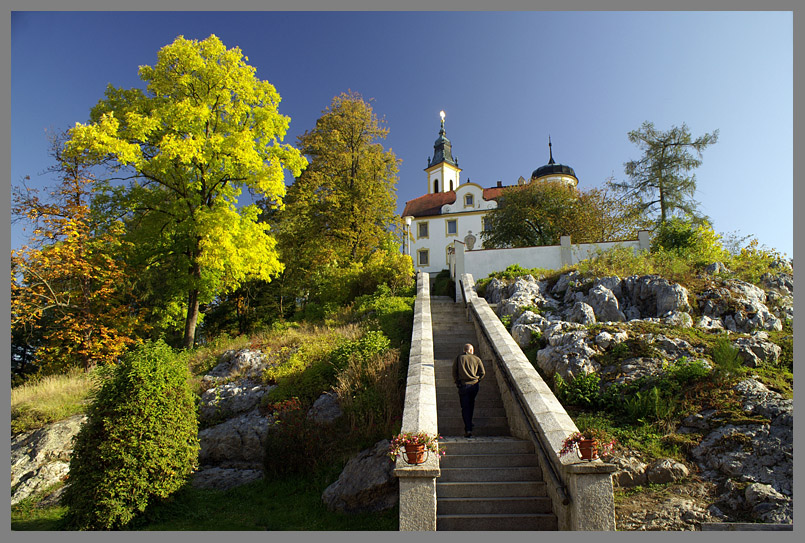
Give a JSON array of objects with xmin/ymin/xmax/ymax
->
[{"xmin": 430, "ymin": 295, "xmax": 558, "ymax": 531}]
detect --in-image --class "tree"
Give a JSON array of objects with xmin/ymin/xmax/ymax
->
[
  {"xmin": 11, "ymin": 136, "xmax": 145, "ymax": 374},
  {"xmin": 481, "ymin": 180, "xmax": 581, "ymax": 248},
  {"xmin": 271, "ymin": 91, "xmax": 401, "ymax": 304},
  {"xmin": 570, "ymin": 179, "xmax": 653, "ymax": 243},
  {"xmin": 63, "ymin": 35, "xmax": 307, "ymax": 348},
  {"xmin": 616, "ymin": 121, "xmax": 718, "ymax": 228}
]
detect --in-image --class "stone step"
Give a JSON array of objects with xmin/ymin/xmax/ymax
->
[
  {"xmin": 440, "ymin": 453, "xmax": 539, "ymax": 469},
  {"xmin": 438, "ymin": 437, "xmax": 534, "ymax": 455},
  {"xmin": 439, "ymin": 466, "xmax": 543, "ymax": 483},
  {"xmin": 438, "ymin": 407, "xmax": 507, "ymax": 418},
  {"xmin": 436, "ymin": 480, "xmax": 548, "ymax": 499},
  {"xmin": 438, "ymin": 426, "xmax": 510, "ymax": 437},
  {"xmin": 436, "ymin": 513, "xmax": 558, "ymax": 531},
  {"xmin": 438, "ymin": 416, "xmax": 510, "ymax": 431},
  {"xmin": 437, "ymin": 496, "xmax": 553, "ymax": 515}
]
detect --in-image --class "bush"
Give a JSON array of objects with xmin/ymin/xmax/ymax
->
[
  {"xmin": 352, "ymin": 287, "xmax": 415, "ymax": 347},
  {"xmin": 61, "ymin": 340, "xmax": 199, "ymax": 530},
  {"xmin": 651, "ymin": 218, "xmax": 728, "ymax": 266},
  {"xmin": 554, "ymin": 372, "xmax": 601, "ymax": 409},
  {"xmin": 711, "ymin": 337, "xmax": 745, "ymax": 383},
  {"xmin": 263, "ymin": 404, "xmax": 337, "ymax": 478},
  {"xmin": 622, "ymin": 386, "xmax": 676, "ymax": 424}
]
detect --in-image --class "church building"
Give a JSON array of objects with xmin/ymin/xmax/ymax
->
[{"xmin": 402, "ymin": 112, "xmax": 578, "ymax": 274}]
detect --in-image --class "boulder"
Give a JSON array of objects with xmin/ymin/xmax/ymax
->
[
  {"xmin": 198, "ymin": 409, "xmax": 271, "ymax": 469},
  {"xmin": 483, "ymin": 278, "xmax": 509, "ymax": 304},
  {"xmin": 566, "ymin": 301, "xmax": 596, "ymax": 325},
  {"xmin": 611, "ymin": 456, "xmax": 648, "ymax": 487},
  {"xmin": 202, "ymin": 348, "xmax": 269, "ymax": 384},
  {"xmin": 322, "ymin": 439, "xmax": 398, "ymax": 513},
  {"xmin": 307, "ymin": 392, "xmax": 343, "ymax": 424},
  {"xmin": 511, "ymin": 323, "xmax": 543, "ymax": 349},
  {"xmin": 704, "ymin": 262, "xmax": 730, "ymax": 275},
  {"xmin": 191, "ymin": 466, "xmax": 264, "ymax": 491},
  {"xmin": 11, "ymin": 414, "xmax": 87, "ymax": 505},
  {"xmin": 199, "ymin": 380, "xmax": 275, "ymax": 422},
  {"xmin": 586, "ymin": 284, "xmax": 625, "ymax": 322},
  {"xmin": 620, "ymin": 275, "xmax": 690, "ymax": 318},
  {"xmin": 732, "ymin": 336, "xmax": 781, "ymax": 368},
  {"xmin": 646, "ymin": 458, "xmax": 689, "ymax": 484}
]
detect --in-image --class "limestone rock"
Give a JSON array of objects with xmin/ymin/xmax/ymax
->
[
  {"xmin": 483, "ymin": 278, "xmax": 509, "ymax": 304},
  {"xmin": 566, "ymin": 301, "xmax": 596, "ymax": 325},
  {"xmin": 611, "ymin": 456, "xmax": 648, "ymax": 487},
  {"xmin": 646, "ymin": 458, "xmax": 689, "ymax": 484},
  {"xmin": 198, "ymin": 409, "xmax": 271, "ymax": 469},
  {"xmin": 202, "ymin": 348, "xmax": 269, "ymax": 385},
  {"xmin": 732, "ymin": 336, "xmax": 781, "ymax": 368},
  {"xmin": 307, "ymin": 392, "xmax": 343, "ymax": 424},
  {"xmin": 321, "ymin": 439, "xmax": 398, "ymax": 513},
  {"xmin": 586, "ymin": 284, "xmax": 625, "ymax": 322},
  {"xmin": 620, "ymin": 275, "xmax": 690, "ymax": 318},
  {"xmin": 191, "ymin": 466, "xmax": 263, "ymax": 491},
  {"xmin": 199, "ymin": 380, "xmax": 275, "ymax": 422},
  {"xmin": 11, "ymin": 414, "xmax": 87, "ymax": 505}
]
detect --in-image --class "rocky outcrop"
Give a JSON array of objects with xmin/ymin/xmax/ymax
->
[
  {"xmin": 11, "ymin": 414, "xmax": 86, "ymax": 505},
  {"xmin": 697, "ymin": 280, "xmax": 783, "ymax": 333},
  {"xmin": 199, "ymin": 379, "xmax": 275, "ymax": 423},
  {"xmin": 197, "ymin": 408, "xmax": 271, "ymax": 469},
  {"xmin": 201, "ymin": 348, "xmax": 271, "ymax": 385},
  {"xmin": 307, "ymin": 392, "xmax": 343, "ymax": 424},
  {"xmin": 321, "ymin": 440, "xmax": 398, "ymax": 513}
]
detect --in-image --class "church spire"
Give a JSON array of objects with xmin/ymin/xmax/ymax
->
[{"xmin": 548, "ymin": 135, "xmax": 555, "ymax": 165}]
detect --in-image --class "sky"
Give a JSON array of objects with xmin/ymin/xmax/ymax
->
[{"xmin": 9, "ymin": 10, "xmax": 794, "ymax": 258}]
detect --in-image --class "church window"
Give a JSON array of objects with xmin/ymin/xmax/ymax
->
[
  {"xmin": 464, "ymin": 194, "xmax": 474, "ymax": 207},
  {"xmin": 449, "ymin": 179, "xmax": 454, "ymax": 191},
  {"xmin": 434, "ymin": 179, "xmax": 439, "ymax": 193},
  {"xmin": 417, "ymin": 221, "xmax": 429, "ymax": 239},
  {"xmin": 482, "ymin": 217, "xmax": 492, "ymax": 232},
  {"xmin": 446, "ymin": 219, "xmax": 457, "ymax": 236},
  {"xmin": 417, "ymin": 249, "xmax": 430, "ymax": 267}
]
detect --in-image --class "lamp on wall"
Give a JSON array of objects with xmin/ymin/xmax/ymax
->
[{"xmin": 404, "ymin": 216, "xmax": 413, "ymax": 256}]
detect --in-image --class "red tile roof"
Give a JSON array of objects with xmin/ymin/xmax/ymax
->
[{"xmin": 402, "ymin": 186, "xmax": 508, "ymax": 218}]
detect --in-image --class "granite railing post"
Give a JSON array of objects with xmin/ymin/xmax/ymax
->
[
  {"xmin": 459, "ymin": 273, "xmax": 617, "ymax": 531},
  {"xmin": 394, "ymin": 271, "xmax": 440, "ymax": 531}
]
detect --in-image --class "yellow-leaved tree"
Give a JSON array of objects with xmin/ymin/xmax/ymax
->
[{"xmin": 63, "ymin": 35, "xmax": 307, "ymax": 348}]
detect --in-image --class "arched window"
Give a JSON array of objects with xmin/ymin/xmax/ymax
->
[
  {"xmin": 449, "ymin": 180, "xmax": 454, "ymax": 191},
  {"xmin": 434, "ymin": 179, "xmax": 439, "ymax": 193}
]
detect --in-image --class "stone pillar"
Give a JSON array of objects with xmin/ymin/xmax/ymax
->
[
  {"xmin": 564, "ymin": 462, "xmax": 618, "ymax": 530},
  {"xmin": 638, "ymin": 230, "xmax": 651, "ymax": 252},
  {"xmin": 394, "ymin": 454, "xmax": 440, "ymax": 530},
  {"xmin": 453, "ymin": 241, "xmax": 465, "ymax": 302},
  {"xmin": 560, "ymin": 235, "xmax": 572, "ymax": 267}
]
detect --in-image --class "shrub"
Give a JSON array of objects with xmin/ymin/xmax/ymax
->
[
  {"xmin": 263, "ymin": 405, "xmax": 336, "ymax": 478},
  {"xmin": 711, "ymin": 337, "xmax": 745, "ymax": 383},
  {"xmin": 727, "ymin": 237, "xmax": 790, "ymax": 284},
  {"xmin": 352, "ymin": 287, "xmax": 415, "ymax": 347},
  {"xmin": 651, "ymin": 218, "xmax": 728, "ymax": 266},
  {"xmin": 61, "ymin": 340, "xmax": 199, "ymax": 530},
  {"xmin": 335, "ymin": 349, "xmax": 404, "ymax": 439},
  {"xmin": 622, "ymin": 386, "xmax": 676, "ymax": 424},
  {"xmin": 554, "ymin": 372, "xmax": 601, "ymax": 409},
  {"xmin": 431, "ymin": 269, "xmax": 455, "ymax": 299},
  {"xmin": 663, "ymin": 357, "xmax": 711, "ymax": 386}
]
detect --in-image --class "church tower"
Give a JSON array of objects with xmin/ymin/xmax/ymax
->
[
  {"xmin": 424, "ymin": 111, "xmax": 462, "ymax": 194},
  {"xmin": 530, "ymin": 136, "xmax": 579, "ymax": 189}
]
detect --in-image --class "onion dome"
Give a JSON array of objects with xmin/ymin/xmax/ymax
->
[{"xmin": 531, "ymin": 136, "xmax": 577, "ymax": 181}]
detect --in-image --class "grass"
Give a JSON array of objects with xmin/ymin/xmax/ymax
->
[
  {"xmin": 11, "ymin": 367, "xmax": 96, "ymax": 434},
  {"xmin": 12, "ymin": 464, "xmax": 398, "ymax": 531}
]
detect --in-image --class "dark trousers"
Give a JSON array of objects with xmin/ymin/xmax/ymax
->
[{"xmin": 457, "ymin": 382, "xmax": 480, "ymax": 433}]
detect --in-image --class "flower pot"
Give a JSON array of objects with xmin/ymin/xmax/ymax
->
[
  {"xmin": 403, "ymin": 443, "xmax": 427, "ymax": 464},
  {"xmin": 577, "ymin": 438, "xmax": 598, "ymax": 460}
]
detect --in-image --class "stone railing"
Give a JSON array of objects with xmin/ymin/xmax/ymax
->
[
  {"xmin": 393, "ymin": 271, "xmax": 440, "ymax": 531},
  {"xmin": 459, "ymin": 273, "xmax": 617, "ymax": 531}
]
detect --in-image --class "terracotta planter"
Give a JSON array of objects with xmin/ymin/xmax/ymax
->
[
  {"xmin": 403, "ymin": 443, "xmax": 427, "ymax": 464},
  {"xmin": 578, "ymin": 438, "xmax": 598, "ymax": 460}
]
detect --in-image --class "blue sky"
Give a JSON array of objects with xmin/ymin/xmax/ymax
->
[{"xmin": 10, "ymin": 10, "xmax": 794, "ymax": 257}]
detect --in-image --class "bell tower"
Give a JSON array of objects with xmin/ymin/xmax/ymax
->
[{"xmin": 424, "ymin": 111, "xmax": 462, "ymax": 194}]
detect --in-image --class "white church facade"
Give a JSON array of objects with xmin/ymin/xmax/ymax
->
[{"xmin": 402, "ymin": 112, "xmax": 580, "ymax": 275}]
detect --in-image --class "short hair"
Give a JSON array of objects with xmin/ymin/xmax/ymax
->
[{"xmin": 464, "ymin": 343, "xmax": 474, "ymax": 353}]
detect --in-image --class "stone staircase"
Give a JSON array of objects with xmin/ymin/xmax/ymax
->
[{"xmin": 430, "ymin": 296, "xmax": 558, "ymax": 531}]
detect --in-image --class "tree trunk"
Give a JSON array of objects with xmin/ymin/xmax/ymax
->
[
  {"xmin": 182, "ymin": 255, "xmax": 202, "ymax": 349},
  {"xmin": 182, "ymin": 288, "xmax": 200, "ymax": 349}
]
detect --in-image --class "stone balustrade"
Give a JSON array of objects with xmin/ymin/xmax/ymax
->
[
  {"xmin": 459, "ymin": 273, "xmax": 617, "ymax": 531},
  {"xmin": 393, "ymin": 272, "xmax": 440, "ymax": 531}
]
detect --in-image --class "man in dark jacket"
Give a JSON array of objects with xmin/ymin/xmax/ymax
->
[{"xmin": 452, "ymin": 343, "xmax": 485, "ymax": 438}]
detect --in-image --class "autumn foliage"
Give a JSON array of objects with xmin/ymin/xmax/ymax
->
[{"xmin": 11, "ymin": 146, "xmax": 145, "ymax": 373}]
